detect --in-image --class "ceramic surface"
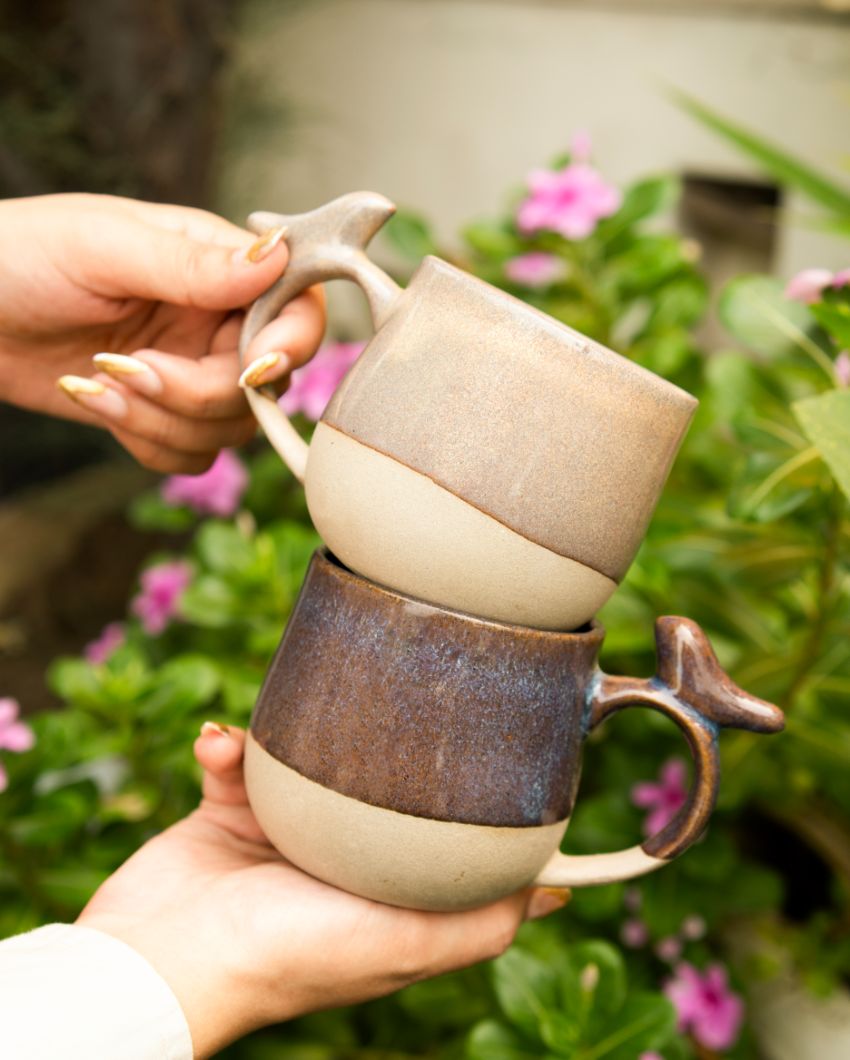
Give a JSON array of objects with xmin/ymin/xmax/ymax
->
[
  {"xmin": 239, "ymin": 193, "xmax": 697, "ymax": 628},
  {"xmin": 245, "ymin": 551, "xmax": 785, "ymax": 908}
]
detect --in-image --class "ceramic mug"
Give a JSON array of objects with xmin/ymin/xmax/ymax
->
[
  {"xmin": 245, "ymin": 550, "xmax": 784, "ymax": 912},
  {"xmin": 239, "ymin": 193, "xmax": 698, "ymax": 630}
]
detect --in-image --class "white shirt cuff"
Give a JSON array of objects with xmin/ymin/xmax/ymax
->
[{"xmin": 0, "ymin": 923, "xmax": 193, "ymax": 1060}]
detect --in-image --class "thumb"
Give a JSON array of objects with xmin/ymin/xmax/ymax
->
[{"xmin": 79, "ymin": 212, "xmax": 291, "ymax": 311}]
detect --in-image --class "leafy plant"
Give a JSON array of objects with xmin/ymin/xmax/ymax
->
[{"xmin": 3, "ymin": 134, "xmax": 850, "ymax": 1057}]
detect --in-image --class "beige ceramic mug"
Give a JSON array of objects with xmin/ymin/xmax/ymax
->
[{"xmin": 239, "ymin": 193, "xmax": 698, "ymax": 630}]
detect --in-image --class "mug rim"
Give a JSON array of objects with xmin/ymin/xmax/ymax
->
[
  {"xmin": 407, "ymin": 255, "xmax": 698, "ymax": 411},
  {"xmin": 316, "ymin": 548, "xmax": 606, "ymax": 643}
]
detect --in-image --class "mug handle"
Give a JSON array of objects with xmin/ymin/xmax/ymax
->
[
  {"xmin": 534, "ymin": 616, "xmax": 784, "ymax": 887},
  {"xmin": 238, "ymin": 192, "xmax": 402, "ymax": 482}
]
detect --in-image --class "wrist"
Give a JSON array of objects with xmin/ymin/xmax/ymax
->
[{"xmin": 76, "ymin": 908, "xmax": 256, "ymax": 1058}]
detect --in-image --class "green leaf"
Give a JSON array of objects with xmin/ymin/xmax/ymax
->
[
  {"xmin": 384, "ymin": 209, "xmax": 439, "ymax": 260},
  {"xmin": 570, "ymin": 941, "xmax": 626, "ymax": 1034},
  {"xmin": 719, "ymin": 275, "xmax": 833, "ymax": 376},
  {"xmin": 582, "ymin": 993, "xmax": 677, "ymax": 1060},
  {"xmin": 793, "ymin": 389, "xmax": 850, "ymax": 499},
  {"xmin": 809, "ymin": 301, "xmax": 850, "ymax": 348},
  {"xmin": 673, "ymin": 90, "xmax": 850, "ymax": 217},
  {"xmin": 180, "ymin": 575, "xmax": 241, "ymax": 627},
  {"xmin": 129, "ymin": 490, "xmax": 196, "ymax": 532},
  {"xmin": 139, "ymin": 655, "xmax": 220, "ymax": 719},
  {"xmin": 463, "ymin": 219, "xmax": 523, "ymax": 259},
  {"xmin": 492, "ymin": 947, "xmax": 560, "ymax": 1041},
  {"xmin": 467, "ymin": 1020, "xmax": 543, "ymax": 1060},
  {"xmin": 599, "ymin": 175, "xmax": 680, "ymax": 236},
  {"xmin": 196, "ymin": 520, "xmax": 256, "ymax": 576},
  {"xmin": 48, "ymin": 658, "xmax": 106, "ymax": 708}
]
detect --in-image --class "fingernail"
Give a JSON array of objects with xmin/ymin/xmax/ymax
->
[
  {"xmin": 200, "ymin": 721, "xmax": 231, "ymax": 738},
  {"xmin": 238, "ymin": 351, "xmax": 289, "ymax": 389},
  {"xmin": 526, "ymin": 887, "xmax": 572, "ymax": 920},
  {"xmin": 237, "ymin": 225, "xmax": 288, "ymax": 265},
  {"xmin": 57, "ymin": 376, "xmax": 128, "ymax": 420},
  {"xmin": 93, "ymin": 353, "xmax": 163, "ymax": 396}
]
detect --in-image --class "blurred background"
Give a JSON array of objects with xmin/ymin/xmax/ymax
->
[{"xmin": 2, "ymin": 2, "xmax": 850, "ymax": 1057}]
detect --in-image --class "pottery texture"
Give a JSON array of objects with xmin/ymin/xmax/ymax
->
[
  {"xmin": 323, "ymin": 256, "xmax": 697, "ymax": 582},
  {"xmin": 238, "ymin": 194, "xmax": 697, "ymax": 627},
  {"xmin": 245, "ymin": 551, "xmax": 784, "ymax": 909},
  {"xmin": 251, "ymin": 550, "xmax": 602, "ymax": 828}
]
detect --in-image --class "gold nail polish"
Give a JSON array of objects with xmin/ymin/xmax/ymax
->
[
  {"xmin": 238, "ymin": 352, "xmax": 283, "ymax": 389},
  {"xmin": 541, "ymin": 886, "xmax": 572, "ymax": 906},
  {"xmin": 93, "ymin": 353, "xmax": 149, "ymax": 376},
  {"xmin": 244, "ymin": 225, "xmax": 287, "ymax": 264},
  {"xmin": 200, "ymin": 721, "xmax": 230, "ymax": 738},
  {"xmin": 57, "ymin": 375, "xmax": 106, "ymax": 397}
]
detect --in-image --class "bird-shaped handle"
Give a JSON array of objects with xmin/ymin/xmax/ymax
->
[
  {"xmin": 535, "ymin": 616, "xmax": 784, "ymax": 888},
  {"xmin": 238, "ymin": 192, "xmax": 400, "ymax": 481}
]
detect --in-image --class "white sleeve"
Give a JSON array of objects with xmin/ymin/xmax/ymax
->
[{"xmin": 0, "ymin": 923, "xmax": 193, "ymax": 1060}]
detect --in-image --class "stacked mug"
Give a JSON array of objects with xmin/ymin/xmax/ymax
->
[{"xmin": 238, "ymin": 193, "xmax": 784, "ymax": 911}]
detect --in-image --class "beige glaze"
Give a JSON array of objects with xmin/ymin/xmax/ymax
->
[
  {"xmin": 245, "ymin": 732, "xmax": 568, "ymax": 911},
  {"xmin": 305, "ymin": 423, "xmax": 617, "ymax": 630}
]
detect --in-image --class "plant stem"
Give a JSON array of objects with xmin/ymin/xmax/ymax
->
[{"xmin": 780, "ymin": 485, "xmax": 845, "ymax": 713}]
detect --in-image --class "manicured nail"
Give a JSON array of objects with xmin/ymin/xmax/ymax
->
[
  {"xmin": 57, "ymin": 376, "xmax": 128, "ymax": 420},
  {"xmin": 93, "ymin": 353, "xmax": 163, "ymax": 396},
  {"xmin": 526, "ymin": 887, "xmax": 572, "ymax": 920},
  {"xmin": 238, "ymin": 351, "xmax": 289, "ymax": 389},
  {"xmin": 200, "ymin": 721, "xmax": 231, "ymax": 738},
  {"xmin": 237, "ymin": 225, "xmax": 288, "ymax": 265}
]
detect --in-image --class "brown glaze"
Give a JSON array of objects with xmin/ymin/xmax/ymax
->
[
  {"xmin": 251, "ymin": 551, "xmax": 601, "ymax": 828},
  {"xmin": 590, "ymin": 617, "xmax": 784, "ymax": 860},
  {"xmin": 250, "ymin": 552, "xmax": 784, "ymax": 855}
]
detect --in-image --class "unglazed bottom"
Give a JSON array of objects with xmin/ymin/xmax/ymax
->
[
  {"xmin": 305, "ymin": 423, "xmax": 618, "ymax": 631},
  {"xmin": 244, "ymin": 733, "xmax": 569, "ymax": 911}
]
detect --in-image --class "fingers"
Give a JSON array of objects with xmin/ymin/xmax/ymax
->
[
  {"xmin": 194, "ymin": 723, "xmax": 248, "ymax": 806},
  {"xmin": 68, "ymin": 200, "xmax": 293, "ymax": 311},
  {"xmin": 194, "ymin": 723, "xmax": 272, "ymax": 847},
  {"xmin": 239, "ymin": 286, "xmax": 326, "ymax": 392},
  {"xmin": 96, "ymin": 349, "xmax": 251, "ymax": 420},
  {"xmin": 390, "ymin": 885, "xmax": 571, "ymax": 987},
  {"xmin": 57, "ymin": 369, "xmax": 256, "ymax": 468}
]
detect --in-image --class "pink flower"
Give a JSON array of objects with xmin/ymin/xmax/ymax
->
[
  {"xmin": 621, "ymin": 918, "xmax": 650, "ymax": 948},
  {"xmin": 640, "ymin": 1054, "xmax": 664, "ymax": 1060},
  {"xmin": 784, "ymin": 268, "xmax": 834, "ymax": 304},
  {"xmin": 632, "ymin": 758, "xmax": 688, "ymax": 836},
  {"xmin": 131, "ymin": 561, "xmax": 192, "ymax": 636},
  {"xmin": 832, "ymin": 268, "xmax": 850, "ymax": 288},
  {"xmin": 280, "ymin": 341, "xmax": 365, "ymax": 422},
  {"xmin": 0, "ymin": 698, "xmax": 35, "ymax": 793},
  {"xmin": 835, "ymin": 351, "xmax": 850, "ymax": 387},
  {"xmin": 665, "ymin": 962, "xmax": 744, "ymax": 1052},
  {"xmin": 681, "ymin": 914, "xmax": 707, "ymax": 941},
  {"xmin": 162, "ymin": 450, "xmax": 248, "ymax": 517},
  {"xmin": 655, "ymin": 936, "xmax": 683, "ymax": 963},
  {"xmin": 504, "ymin": 252, "xmax": 565, "ymax": 289},
  {"xmin": 84, "ymin": 622, "xmax": 126, "ymax": 665},
  {"xmin": 517, "ymin": 161, "xmax": 621, "ymax": 241}
]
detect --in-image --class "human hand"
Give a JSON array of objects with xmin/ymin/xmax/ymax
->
[
  {"xmin": 77, "ymin": 723, "xmax": 570, "ymax": 1058},
  {"xmin": 0, "ymin": 194, "xmax": 325, "ymax": 472}
]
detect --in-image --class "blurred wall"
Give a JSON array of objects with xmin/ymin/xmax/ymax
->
[{"xmin": 215, "ymin": 0, "xmax": 850, "ymax": 332}]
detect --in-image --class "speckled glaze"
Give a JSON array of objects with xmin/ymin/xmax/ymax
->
[
  {"xmin": 239, "ymin": 193, "xmax": 697, "ymax": 629},
  {"xmin": 245, "ymin": 551, "xmax": 785, "ymax": 909}
]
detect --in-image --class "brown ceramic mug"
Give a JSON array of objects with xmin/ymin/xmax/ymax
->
[
  {"xmin": 244, "ymin": 551, "xmax": 784, "ymax": 912},
  {"xmin": 239, "ymin": 193, "xmax": 698, "ymax": 630}
]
